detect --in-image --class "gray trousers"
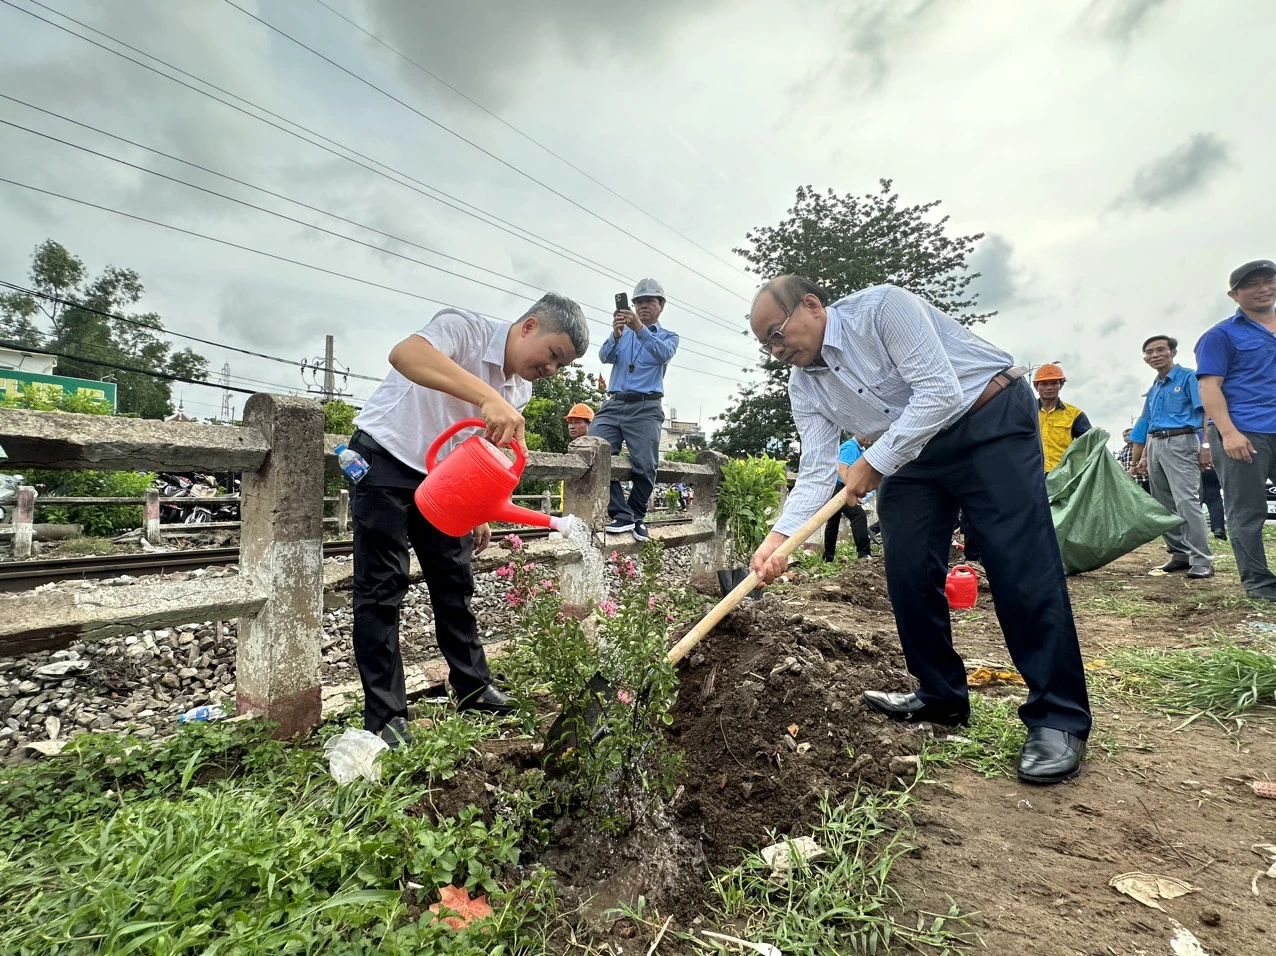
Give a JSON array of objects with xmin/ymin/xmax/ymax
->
[
  {"xmin": 1146, "ymin": 433, "xmax": 1212, "ymax": 571},
  {"xmin": 588, "ymin": 397, "xmax": 664, "ymax": 523},
  {"xmin": 1210, "ymin": 426, "xmax": 1276, "ymax": 599}
]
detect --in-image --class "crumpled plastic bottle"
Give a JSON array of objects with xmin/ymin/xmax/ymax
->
[{"xmin": 323, "ymin": 728, "xmax": 389, "ymax": 784}]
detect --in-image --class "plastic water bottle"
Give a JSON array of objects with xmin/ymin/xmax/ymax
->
[
  {"xmin": 335, "ymin": 444, "xmax": 369, "ymax": 483},
  {"xmin": 177, "ymin": 703, "xmax": 225, "ymax": 724}
]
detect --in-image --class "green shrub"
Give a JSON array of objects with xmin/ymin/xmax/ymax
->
[
  {"xmin": 714, "ymin": 455, "xmax": 788, "ymax": 565},
  {"xmin": 32, "ymin": 468, "xmax": 156, "ymax": 536}
]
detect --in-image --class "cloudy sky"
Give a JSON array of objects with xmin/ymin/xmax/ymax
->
[{"xmin": 1, "ymin": 0, "xmax": 1271, "ymax": 442}]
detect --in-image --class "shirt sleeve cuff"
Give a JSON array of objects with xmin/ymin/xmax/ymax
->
[{"xmin": 861, "ymin": 443, "xmax": 903, "ymax": 477}]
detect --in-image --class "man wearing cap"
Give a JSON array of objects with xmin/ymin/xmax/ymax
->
[
  {"xmin": 1195, "ymin": 259, "xmax": 1276, "ymax": 602},
  {"xmin": 564, "ymin": 403, "xmax": 594, "ymax": 440},
  {"xmin": 1034, "ymin": 364, "xmax": 1091, "ymax": 472},
  {"xmin": 591, "ymin": 278, "xmax": 680, "ymax": 541},
  {"xmin": 747, "ymin": 277, "xmax": 1091, "ymax": 786},
  {"xmin": 1128, "ymin": 335, "xmax": 1213, "ymax": 578}
]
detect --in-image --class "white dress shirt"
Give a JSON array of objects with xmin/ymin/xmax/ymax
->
[
  {"xmin": 774, "ymin": 285, "xmax": 1014, "ymax": 537},
  {"xmin": 353, "ymin": 309, "xmax": 531, "ymax": 474}
]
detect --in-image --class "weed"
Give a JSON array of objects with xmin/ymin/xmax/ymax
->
[
  {"xmin": 1076, "ymin": 592, "xmax": 1156, "ymax": 619},
  {"xmin": 53, "ymin": 536, "xmax": 119, "ymax": 556},
  {"xmin": 707, "ymin": 788, "xmax": 970, "ymax": 954},
  {"xmin": 1106, "ymin": 633, "xmax": 1276, "ymax": 719},
  {"xmin": 930, "ymin": 694, "xmax": 1024, "ymax": 778},
  {"xmin": 0, "ymin": 718, "xmax": 561, "ymax": 955}
]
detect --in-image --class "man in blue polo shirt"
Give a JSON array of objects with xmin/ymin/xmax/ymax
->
[
  {"xmin": 1129, "ymin": 335, "xmax": 1213, "ymax": 578},
  {"xmin": 591, "ymin": 278, "xmax": 680, "ymax": 541},
  {"xmin": 1195, "ymin": 259, "xmax": 1276, "ymax": 601},
  {"xmin": 823, "ymin": 435, "xmax": 873, "ymax": 562}
]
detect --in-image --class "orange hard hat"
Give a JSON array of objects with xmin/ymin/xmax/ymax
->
[
  {"xmin": 564, "ymin": 403, "xmax": 594, "ymax": 421},
  {"xmin": 1033, "ymin": 363, "xmax": 1066, "ymax": 384}
]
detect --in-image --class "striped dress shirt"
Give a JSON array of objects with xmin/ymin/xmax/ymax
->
[{"xmin": 774, "ymin": 285, "xmax": 1014, "ymax": 537}]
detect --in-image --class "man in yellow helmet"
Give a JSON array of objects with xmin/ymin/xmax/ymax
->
[
  {"xmin": 1034, "ymin": 364, "xmax": 1092, "ymax": 472},
  {"xmin": 564, "ymin": 403, "xmax": 594, "ymax": 440}
]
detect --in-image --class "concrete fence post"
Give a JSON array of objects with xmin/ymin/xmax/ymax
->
[
  {"xmin": 235, "ymin": 394, "xmax": 325, "ymax": 737},
  {"xmin": 541, "ymin": 489, "xmax": 552, "ymax": 515},
  {"xmin": 143, "ymin": 488, "xmax": 161, "ymax": 545},
  {"xmin": 689, "ymin": 451, "xmax": 730, "ymax": 593},
  {"xmin": 559, "ymin": 436, "xmax": 610, "ymax": 609},
  {"xmin": 12, "ymin": 486, "xmax": 35, "ymax": 559},
  {"xmin": 336, "ymin": 489, "xmax": 350, "ymax": 536}
]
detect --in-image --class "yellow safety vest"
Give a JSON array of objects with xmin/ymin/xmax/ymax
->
[{"xmin": 1039, "ymin": 401, "xmax": 1086, "ymax": 472}]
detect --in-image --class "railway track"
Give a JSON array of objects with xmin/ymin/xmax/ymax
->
[{"xmin": 0, "ymin": 518, "xmax": 693, "ymax": 592}]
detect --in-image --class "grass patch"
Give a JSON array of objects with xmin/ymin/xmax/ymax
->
[
  {"xmin": 1075, "ymin": 591, "xmax": 1157, "ymax": 619},
  {"xmin": 706, "ymin": 786, "xmax": 969, "ymax": 954},
  {"xmin": 0, "ymin": 716, "xmax": 559, "ymax": 955},
  {"xmin": 929, "ymin": 694, "xmax": 1024, "ymax": 778},
  {"xmin": 49, "ymin": 535, "xmax": 118, "ymax": 556},
  {"xmin": 1104, "ymin": 633, "xmax": 1276, "ymax": 721}
]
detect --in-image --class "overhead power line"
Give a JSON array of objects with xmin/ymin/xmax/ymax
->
[
  {"xmin": 0, "ymin": 335, "xmax": 263, "ymax": 396},
  {"xmin": 4, "ymin": 0, "xmax": 742, "ymax": 333},
  {"xmin": 0, "ymin": 111, "xmax": 751, "ymax": 370},
  {"xmin": 0, "ymin": 177, "xmax": 752, "ymax": 386},
  {"xmin": 311, "ymin": 0, "xmax": 754, "ymax": 284},
  {"xmin": 221, "ymin": 0, "xmax": 752, "ymax": 304}
]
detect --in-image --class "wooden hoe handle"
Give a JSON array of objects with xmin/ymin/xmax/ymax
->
[{"xmin": 666, "ymin": 491, "xmax": 851, "ymax": 665}]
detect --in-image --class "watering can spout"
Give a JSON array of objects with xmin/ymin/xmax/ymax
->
[{"xmin": 491, "ymin": 499, "xmax": 556, "ymax": 530}]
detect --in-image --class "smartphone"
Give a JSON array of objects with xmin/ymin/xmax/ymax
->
[{"xmin": 614, "ymin": 292, "xmax": 629, "ymax": 312}]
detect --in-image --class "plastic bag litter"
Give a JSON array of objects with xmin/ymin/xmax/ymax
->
[
  {"xmin": 1047, "ymin": 428, "xmax": 1184, "ymax": 575},
  {"xmin": 324, "ymin": 728, "xmax": 389, "ymax": 784}
]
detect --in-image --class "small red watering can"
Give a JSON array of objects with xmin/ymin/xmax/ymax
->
[
  {"xmin": 945, "ymin": 565, "xmax": 978, "ymax": 610},
  {"xmin": 414, "ymin": 418, "xmax": 570, "ymax": 537}
]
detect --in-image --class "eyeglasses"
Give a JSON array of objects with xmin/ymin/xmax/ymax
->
[{"xmin": 758, "ymin": 299, "xmax": 802, "ymax": 354}]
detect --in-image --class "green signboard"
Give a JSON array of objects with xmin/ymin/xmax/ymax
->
[{"xmin": 0, "ymin": 369, "xmax": 118, "ymax": 410}]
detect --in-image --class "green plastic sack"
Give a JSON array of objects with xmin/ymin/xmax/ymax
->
[{"xmin": 1046, "ymin": 428, "xmax": 1183, "ymax": 574}]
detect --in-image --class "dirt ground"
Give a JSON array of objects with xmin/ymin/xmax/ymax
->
[{"xmin": 424, "ymin": 538, "xmax": 1276, "ymax": 953}]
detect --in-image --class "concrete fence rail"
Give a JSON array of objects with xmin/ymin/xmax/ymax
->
[{"xmin": 0, "ymin": 398, "xmax": 751, "ymax": 737}]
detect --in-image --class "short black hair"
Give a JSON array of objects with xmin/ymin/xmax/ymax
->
[{"xmin": 1141, "ymin": 335, "xmax": 1177, "ymax": 352}]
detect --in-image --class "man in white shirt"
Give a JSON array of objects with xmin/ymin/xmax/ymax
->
[
  {"xmin": 748, "ymin": 276, "xmax": 1091, "ymax": 785},
  {"xmin": 349, "ymin": 293, "xmax": 588, "ymax": 746}
]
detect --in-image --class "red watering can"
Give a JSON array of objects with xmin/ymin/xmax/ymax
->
[
  {"xmin": 414, "ymin": 418, "xmax": 570, "ymax": 537},
  {"xmin": 945, "ymin": 564, "xmax": 978, "ymax": 610}
]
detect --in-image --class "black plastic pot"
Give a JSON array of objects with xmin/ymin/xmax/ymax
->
[{"xmin": 718, "ymin": 567, "xmax": 763, "ymax": 601}]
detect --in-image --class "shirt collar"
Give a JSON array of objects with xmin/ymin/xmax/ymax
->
[
  {"xmin": 797, "ymin": 301, "xmax": 843, "ymax": 376},
  {"xmin": 488, "ymin": 323, "xmax": 522, "ymax": 385},
  {"xmin": 1039, "ymin": 399, "xmax": 1069, "ymax": 412},
  {"xmin": 1153, "ymin": 363, "xmax": 1185, "ymax": 384}
]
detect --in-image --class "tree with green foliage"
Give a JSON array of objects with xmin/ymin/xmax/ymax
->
[
  {"xmin": 321, "ymin": 398, "xmax": 357, "ymax": 436},
  {"xmin": 522, "ymin": 367, "xmax": 606, "ymax": 453},
  {"xmin": 711, "ymin": 180, "xmax": 993, "ymax": 461},
  {"xmin": 0, "ymin": 240, "xmax": 209, "ymax": 420}
]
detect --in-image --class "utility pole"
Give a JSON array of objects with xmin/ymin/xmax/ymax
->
[{"xmin": 323, "ymin": 334, "xmax": 335, "ymax": 402}]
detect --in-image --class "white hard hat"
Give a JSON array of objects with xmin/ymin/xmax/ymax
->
[{"xmin": 632, "ymin": 278, "xmax": 666, "ymax": 301}]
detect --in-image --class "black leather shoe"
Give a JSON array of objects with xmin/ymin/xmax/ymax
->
[
  {"xmin": 863, "ymin": 690, "xmax": 969, "ymax": 726},
  {"xmin": 377, "ymin": 716, "xmax": 414, "ymax": 750},
  {"xmin": 1153, "ymin": 559, "xmax": 1190, "ymax": 574},
  {"xmin": 1187, "ymin": 567, "xmax": 1215, "ymax": 579},
  {"xmin": 458, "ymin": 684, "xmax": 517, "ymax": 715},
  {"xmin": 1018, "ymin": 727, "xmax": 1085, "ymax": 785}
]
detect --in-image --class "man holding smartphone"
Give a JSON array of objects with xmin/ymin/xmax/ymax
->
[{"xmin": 590, "ymin": 278, "xmax": 680, "ymax": 540}]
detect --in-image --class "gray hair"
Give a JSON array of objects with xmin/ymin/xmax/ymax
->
[
  {"xmin": 750, "ymin": 275, "xmax": 829, "ymax": 318},
  {"xmin": 519, "ymin": 292, "xmax": 589, "ymax": 358}
]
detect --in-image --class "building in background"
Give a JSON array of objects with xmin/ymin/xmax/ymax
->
[
  {"xmin": 660, "ymin": 406, "xmax": 705, "ymax": 452},
  {"xmin": 0, "ymin": 346, "xmax": 118, "ymax": 411}
]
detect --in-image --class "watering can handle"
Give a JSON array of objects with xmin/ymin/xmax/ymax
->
[{"xmin": 424, "ymin": 417, "xmax": 528, "ymax": 476}]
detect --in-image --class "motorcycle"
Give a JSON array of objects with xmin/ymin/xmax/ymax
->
[{"xmin": 0, "ymin": 474, "xmax": 26, "ymax": 524}]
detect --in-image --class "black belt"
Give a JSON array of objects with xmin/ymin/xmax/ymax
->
[
  {"xmin": 349, "ymin": 428, "xmax": 389, "ymax": 455},
  {"xmin": 1149, "ymin": 427, "xmax": 1198, "ymax": 439},
  {"xmin": 611, "ymin": 392, "xmax": 663, "ymax": 403}
]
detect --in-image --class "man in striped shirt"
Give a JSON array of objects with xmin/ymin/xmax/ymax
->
[{"xmin": 748, "ymin": 276, "xmax": 1091, "ymax": 785}]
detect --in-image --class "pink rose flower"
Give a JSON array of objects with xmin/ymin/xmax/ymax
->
[{"xmin": 598, "ymin": 599, "xmax": 619, "ymax": 618}]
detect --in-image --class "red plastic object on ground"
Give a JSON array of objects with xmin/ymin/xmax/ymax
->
[
  {"xmin": 945, "ymin": 564, "xmax": 978, "ymax": 610},
  {"xmin": 414, "ymin": 418, "xmax": 567, "ymax": 537}
]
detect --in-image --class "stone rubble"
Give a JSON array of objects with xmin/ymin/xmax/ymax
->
[{"xmin": 0, "ymin": 545, "xmax": 693, "ymax": 760}]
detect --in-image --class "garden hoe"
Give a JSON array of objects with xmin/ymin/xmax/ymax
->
[{"xmin": 544, "ymin": 490, "xmax": 852, "ymax": 762}]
